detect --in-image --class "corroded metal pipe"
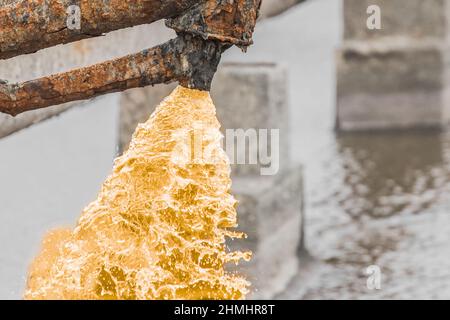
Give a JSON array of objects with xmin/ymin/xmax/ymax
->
[
  {"xmin": 0, "ymin": 0, "xmax": 262, "ymax": 116},
  {"xmin": 167, "ymin": 0, "xmax": 262, "ymax": 48},
  {"xmin": 0, "ymin": 34, "xmax": 225, "ymax": 116},
  {"xmin": 0, "ymin": 0, "xmax": 202, "ymax": 60}
]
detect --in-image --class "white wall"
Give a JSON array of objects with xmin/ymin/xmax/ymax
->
[{"xmin": 0, "ymin": 94, "xmax": 120, "ymax": 299}]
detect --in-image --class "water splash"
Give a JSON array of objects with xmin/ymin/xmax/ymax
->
[{"xmin": 25, "ymin": 86, "xmax": 251, "ymax": 300}]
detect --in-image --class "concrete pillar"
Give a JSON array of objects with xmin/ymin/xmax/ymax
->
[
  {"xmin": 213, "ymin": 63, "xmax": 291, "ymax": 176},
  {"xmin": 229, "ymin": 169, "xmax": 303, "ymax": 299},
  {"xmin": 337, "ymin": 0, "xmax": 450, "ymax": 131},
  {"xmin": 119, "ymin": 63, "xmax": 304, "ymax": 299}
]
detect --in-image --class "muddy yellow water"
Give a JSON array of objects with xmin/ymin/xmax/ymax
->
[{"xmin": 24, "ymin": 86, "xmax": 251, "ymax": 300}]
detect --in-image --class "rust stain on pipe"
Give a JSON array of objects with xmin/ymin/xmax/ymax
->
[
  {"xmin": 0, "ymin": 0, "xmax": 202, "ymax": 60},
  {"xmin": 0, "ymin": 34, "xmax": 225, "ymax": 116},
  {"xmin": 167, "ymin": 0, "xmax": 262, "ymax": 49}
]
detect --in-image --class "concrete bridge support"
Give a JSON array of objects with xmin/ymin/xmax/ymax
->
[{"xmin": 337, "ymin": 0, "xmax": 450, "ymax": 131}]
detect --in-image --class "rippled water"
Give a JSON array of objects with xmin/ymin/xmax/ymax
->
[
  {"xmin": 226, "ymin": 0, "xmax": 450, "ymax": 299},
  {"xmin": 282, "ymin": 131, "xmax": 450, "ymax": 299}
]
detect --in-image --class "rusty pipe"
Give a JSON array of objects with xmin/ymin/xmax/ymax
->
[
  {"xmin": 167, "ymin": 0, "xmax": 262, "ymax": 49},
  {"xmin": 0, "ymin": 0, "xmax": 262, "ymax": 116},
  {"xmin": 0, "ymin": 34, "xmax": 225, "ymax": 116},
  {"xmin": 0, "ymin": 0, "xmax": 202, "ymax": 60}
]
